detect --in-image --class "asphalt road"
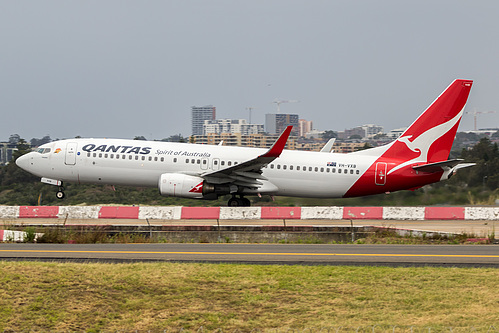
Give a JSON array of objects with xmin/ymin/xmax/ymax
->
[{"xmin": 1, "ymin": 243, "xmax": 498, "ymax": 267}]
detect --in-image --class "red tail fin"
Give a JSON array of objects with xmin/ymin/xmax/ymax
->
[{"xmin": 383, "ymin": 79, "xmax": 472, "ymax": 164}]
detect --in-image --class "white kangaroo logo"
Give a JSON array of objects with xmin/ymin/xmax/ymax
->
[{"xmin": 388, "ymin": 108, "xmax": 464, "ymax": 175}]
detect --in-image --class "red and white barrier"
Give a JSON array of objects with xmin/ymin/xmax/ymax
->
[{"xmin": 0, "ymin": 206, "xmax": 499, "ymax": 220}]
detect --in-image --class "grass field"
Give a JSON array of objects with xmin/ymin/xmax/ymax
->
[{"xmin": 0, "ymin": 261, "xmax": 498, "ymax": 331}]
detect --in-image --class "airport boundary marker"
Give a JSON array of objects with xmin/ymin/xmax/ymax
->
[{"xmin": 1, "ymin": 206, "xmax": 498, "ymax": 220}]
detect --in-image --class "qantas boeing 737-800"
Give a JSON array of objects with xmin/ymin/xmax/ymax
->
[{"xmin": 16, "ymin": 79, "xmax": 474, "ymax": 206}]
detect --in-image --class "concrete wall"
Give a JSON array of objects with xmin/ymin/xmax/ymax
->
[{"xmin": 1, "ymin": 206, "xmax": 499, "ymax": 220}]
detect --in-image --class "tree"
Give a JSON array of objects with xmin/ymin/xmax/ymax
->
[
  {"xmin": 162, "ymin": 134, "xmax": 186, "ymax": 143},
  {"xmin": 1, "ymin": 138, "xmax": 38, "ymax": 186},
  {"xmin": 356, "ymin": 143, "xmax": 373, "ymax": 151},
  {"xmin": 8, "ymin": 134, "xmax": 20, "ymax": 144},
  {"xmin": 30, "ymin": 135, "xmax": 52, "ymax": 147},
  {"xmin": 321, "ymin": 130, "xmax": 337, "ymax": 140},
  {"xmin": 456, "ymin": 137, "xmax": 499, "ymax": 189}
]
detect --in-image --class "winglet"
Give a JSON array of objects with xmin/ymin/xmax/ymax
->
[{"xmin": 261, "ymin": 126, "xmax": 293, "ymax": 158}]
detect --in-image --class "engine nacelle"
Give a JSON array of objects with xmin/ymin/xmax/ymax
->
[
  {"xmin": 159, "ymin": 173, "xmax": 238, "ymax": 199},
  {"xmin": 159, "ymin": 173, "xmax": 206, "ymax": 198}
]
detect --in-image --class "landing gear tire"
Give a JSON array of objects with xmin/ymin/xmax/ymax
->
[
  {"xmin": 228, "ymin": 197, "xmax": 240, "ymax": 207},
  {"xmin": 227, "ymin": 196, "xmax": 251, "ymax": 207},
  {"xmin": 56, "ymin": 186, "xmax": 65, "ymax": 200}
]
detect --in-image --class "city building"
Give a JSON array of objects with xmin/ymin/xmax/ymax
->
[
  {"xmin": 0, "ymin": 142, "xmax": 18, "ymax": 165},
  {"xmin": 203, "ymin": 119, "xmax": 264, "ymax": 135},
  {"xmin": 191, "ymin": 105, "xmax": 216, "ymax": 136},
  {"xmin": 361, "ymin": 124, "xmax": 384, "ymax": 138},
  {"xmin": 265, "ymin": 114, "xmax": 299, "ymax": 136},
  {"xmin": 388, "ymin": 127, "xmax": 407, "ymax": 138},
  {"xmin": 298, "ymin": 119, "xmax": 313, "ymax": 137},
  {"xmin": 190, "ymin": 133, "xmax": 297, "ymax": 150}
]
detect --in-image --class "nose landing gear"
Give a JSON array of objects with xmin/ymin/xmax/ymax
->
[
  {"xmin": 56, "ymin": 185, "xmax": 65, "ymax": 200},
  {"xmin": 227, "ymin": 195, "xmax": 251, "ymax": 207}
]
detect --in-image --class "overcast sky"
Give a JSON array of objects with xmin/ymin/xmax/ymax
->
[{"xmin": 1, "ymin": 1, "xmax": 499, "ymax": 141}]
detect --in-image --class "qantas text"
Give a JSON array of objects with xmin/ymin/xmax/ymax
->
[{"xmin": 82, "ymin": 144, "xmax": 152, "ymax": 155}]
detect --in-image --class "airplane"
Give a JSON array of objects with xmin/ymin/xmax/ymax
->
[{"xmin": 16, "ymin": 79, "xmax": 474, "ymax": 207}]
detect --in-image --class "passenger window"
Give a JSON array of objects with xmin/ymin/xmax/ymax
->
[
  {"xmin": 228, "ymin": 161, "xmax": 232, "ymax": 166},
  {"xmin": 161, "ymin": 157, "xmax": 164, "ymax": 162},
  {"xmin": 344, "ymin": 169, "xmax": 347, "ymax": 174},
  {"xmin": 356, "ymin": 170, "xmax": 360, "ymax": 174},
  {"xmin": 110, "ymin": 154, "xmax": 114, "ymax": 158},
  {"xmin": 235, "ymin": 162, "xmax": 238, "ymax": 165},
  {"xmin": 197, "ymin": 159, "xmax": 200, "ymax": 164},
  {"xmin": 104, "ymin": 154, "xmax": 108, "ymax": 158},
  {"xmin": 338, "ymin": 169, "xmax": 341, "ymax": 174},
  {"xmin": 191, "ymin": 159, "xmax": 195, "ymax": 164},
  {"xmin": 203, "ymin": 160, "xmax": 207, "ymax": 164},
  {"xmin": 326, "ymin": 168, "xmax": 330, "ymax": 173},
  {"xmin": 99, "ymin": 153, "xmax": 102, "ymax": 158},
  {"xmin": 290, "ymin": 165, "xmax": 293, "ymax": 170},
  {"xmin": 277, "ymin": 165, "xmax": 281, "ymax": 169},
  {"xmin": 270, "ymin": 164, "xmax": 274, "ymax": 169},
  {"xmin": 297, "ymin": 166, "xmax": 300, "ymax": 171},
  {"xmin": 148, "ymin": 156, "xmax": 152, "ymax": 161},
  {"xmin": 186, "ymin": 159, "xmax": 189, "ymax": 163},
  {"xmin": 332, "ymin": 168, "xmax": 336, "ymax": 173},
  {"xmin": 320, "ymin": 167, "xmax": 324, "ymax": 172},
  {"xmin": 93, "ymin": 153, "xmax": 96, "ymax": 157},
  {"xmin": 129, "ymin": 155, "xmax": 132, "ymax": 160},
  {"xmin": 87, "ymin": 152, "xmax": 90, "ymax": 157},
  {"xmin": 173, "ymin": 158, "xmax": 177, "ymax": 163},
  {"xmin": 135, "ymin": 156, "xmax": 139, "ymax": 160},
  {"xmin": 221, "ymin": 161, "xmax": 225, "ymax": 166},
  {"xmin": 350, "ymin": 169, "xmax": 354, "ymax": 174},
  {"xmin": 315, "ymin": 167, "xmax": 318, "ymax": 172},
  {"xmin": 283, "ymin": 165, "xmax": 287, "ymax": 170},
  {"xmin": 142, "ymin": 156, "xmax": 146, "ymax": 161},
  {"xmin": 309, "ymin": 167, "xmax": 312, "ymax": 171}
]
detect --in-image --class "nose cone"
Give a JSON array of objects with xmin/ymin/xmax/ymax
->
[{"xmin": 15, "ymin": 153, "xmax": 30, "ymax": 171}]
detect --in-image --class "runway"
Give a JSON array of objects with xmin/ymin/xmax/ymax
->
[{"xmin": 1, "ymin": 243, "xmax": 498, "ymax": 267}]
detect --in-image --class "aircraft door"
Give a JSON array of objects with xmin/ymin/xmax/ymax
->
[
  {"xmin": 65, "ymin": 142, "xmax": 78, "ymax": 165},
  {"xmin": 375, "ymin": 162, "xmax": 387, "ymax": 185},
  {"xmin": 212, "ymin": 158, "xmax": 220, "ymax": 171}
]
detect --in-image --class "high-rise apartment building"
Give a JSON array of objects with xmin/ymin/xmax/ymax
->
[
  {"xmin": 191, "ymin": 105, "xmax": 216, "ymax": 136},
  {"xmin": 265, "ymin": 114, "xmax": 299, "ymax": 136},
  {"xmin": 298, "ymin": 119, "xmax": 313, "ymax": 137},
  {"xmin": 204, "ymin": 119, "xmax": 264, "ymax": 135}
]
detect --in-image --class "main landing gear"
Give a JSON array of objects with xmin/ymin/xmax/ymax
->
[
  {"xmin": 227, "ymin": 195, "xmax": 251, "ymax": 207},
  {"xmin": 56, "ymin": 184, "xmax": 65, "ymax": 200}
]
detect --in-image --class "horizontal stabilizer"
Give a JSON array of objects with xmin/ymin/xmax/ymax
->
[{"xmin": 412, "ymin": 159, "xmax": 474, "ymax": 173}]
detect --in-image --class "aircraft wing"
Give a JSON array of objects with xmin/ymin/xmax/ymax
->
[
  {"xmin": 412, "ymin": 159, "xmax": 475, "ymax": 173},
  {"xmin": 200, "ymin": 126, "xmax": 292, "ymax": 188}
]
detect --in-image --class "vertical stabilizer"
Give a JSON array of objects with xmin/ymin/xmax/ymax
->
[{"xmin": 383, "ymin": 79, "xmax": 472, "ymax": 171}]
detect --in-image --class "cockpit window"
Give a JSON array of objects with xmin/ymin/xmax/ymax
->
[{"xmin": 36, "ymin": 148, "xmax": 51, "ymax": 154}]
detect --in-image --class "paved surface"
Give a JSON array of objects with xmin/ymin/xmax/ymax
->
[
  {"xmin": 1, "ymin": 243, "xmax": 498, "ymax": 267},
  {"xmin": 3, "ymin": 218, "xmax": 496, "ymax": 236}
]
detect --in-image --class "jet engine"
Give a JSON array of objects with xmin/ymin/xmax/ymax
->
[{"xmin": 158, "ymin": 173, "xmax": 236, "ymax": 200}]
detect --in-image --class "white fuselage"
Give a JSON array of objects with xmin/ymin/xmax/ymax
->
[{"xmin": 19, "ymin": 138, "xmax": 378, "ymax": 198}]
